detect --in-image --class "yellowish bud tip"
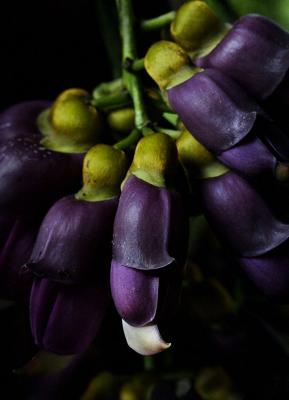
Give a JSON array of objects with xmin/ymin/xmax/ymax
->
[
  {"xmin": 76, "ymin": 144, "xmax": 127, "ymax": 201},
  {"xmin": 130, "ymin": 132, "xmax": 178, "ymax": 187},
  {"xmin": 50, "ymin": 88, "xmax": 101, "ymax": 148},
  {"xmin": 176, "ymin": 129, "xmax": 214, "ymax": 168},
  {"xmin": 171, "ymin": 0, "xmax": 221, "ymax": 51},
  {"xmin": 144, "ymin": 41, "xmax": 193, "ymax": 89},
  {"xmin": 107, "ymin": 107, "xmax": 135, "ymax": 133}
]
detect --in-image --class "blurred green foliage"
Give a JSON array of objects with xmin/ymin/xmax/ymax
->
[{"xmin": 227, "ymin": 0, "xmax": 289, "ymax": 29}]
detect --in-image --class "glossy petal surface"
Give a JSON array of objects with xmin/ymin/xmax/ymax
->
[
  {"xmin": 240, "ymin": 240, "xmax": 289, "ymax": 298},
  {"xmin": 201, "ymin": 172, "xmax": 289, "ymax": 257},
  {"xmin": 28, "ymin": 196, "xmax": 118, "ymax": 284},
  {"xmin": 0, "ymin": 101, "xmax": 51, "ymax": 143},
  {"xmin": 196, "ymin": 14, "xmax": 289, "ymax": 99},
  {"xmin": 30, "ymin": 278, "xmax": 109, "ymax": 355},
  {"xmin": 168, "ymin": 69, "xmax": 259, "ymax": 154},
  {"xmin": 113, "ymin": 175, "xmax": 187, "ymax": 270}
]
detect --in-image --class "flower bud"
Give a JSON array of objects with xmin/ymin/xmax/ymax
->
[
  {"xmin": 171, "ymin": 1, "xmax": 224, "ymax": 56},
  {"xmin": 128, "ymin": 133, "xmax": 178, "ymax": 188},
  {"xmin": 107, "ymin": 107, "xmax": 135, "ymax": 133},
  {"xmin": 76, "ymin": 144, "xmax": 127, "ymax": 202},
  {"xmin": 176, "ymin": 129, "xmax": 214, "ymax": 169},
  {"xmin": 196, "ymin": 14, "xmax": 289, "ymax": 99},
  {"xmin": 39, "ymin": 88, "xmax": 101, "ymax": 153},
  {"xmin": 144, "ymin": 41, "xmax": 198, "ymax": 89}
]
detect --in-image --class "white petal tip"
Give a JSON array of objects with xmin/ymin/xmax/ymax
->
[{"xmin": 122, "ymin": 320, "xmax": 171, "ymax": 356}]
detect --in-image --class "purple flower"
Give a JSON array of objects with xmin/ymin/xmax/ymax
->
[
  {"xmin": 196, "ymin": 14, "xmax": 289, "ymax": 100},
  {"xmin": 28, "ymin": 144, "xmax": 127, "ymax": 354},
  {"xmin": 168, "ymin": 69, "xmax": 289, "ymax": 180},
  {"xmin": 113, "ymin": 175, "xmax": 187, "ymax": 270},
  {"xmin": 27, "ymin": 195, "xmax": 119, "ymax": 284},
  {"xmin": 30, "ymin": 277, "xmax": 109, "ymax": 355},
  {"xmin": 111, "ymin": 174, "xmax": 188, "ymax": 355},
  {"xmin": 200, "ymin": 171, "xmax": 289, "ymax": 297},
  {"xmin": 0, "ymin": 100, "xmax": 51, "ymax": 143},
  {"xmin": 0, "ymin": 101, "xmax": 84, "ymax": 217},
  {"xmin": 0, "ymin": 216, "xmax": 37, "ymax": 300}
]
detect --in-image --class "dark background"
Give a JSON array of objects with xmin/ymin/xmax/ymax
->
[{"xmin": 0, "ymin": 0, "xmax": 170, "ymax": 110}]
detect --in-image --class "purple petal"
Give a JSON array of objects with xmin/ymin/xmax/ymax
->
[
  {"xmin": 113, "ymin": 175, "xmax": 188, "ymax": 270},
  {"xmin": 240, "ymin": 240, "xmax": 289, "ymax": 298},
  {"xmin": 196, "ymin": 14, "xmax": 289, "ymax": 99},
  {"xmin": 200, "ymin": 172, "xmax": 289, "ymax": 257},
  {"xmin": 28, "ymin": 196, "xmax": 118, "ymax": 284},
  {"xmin": 111, "ymin": 260, "xmax": 182, "ymax": 327},
  {"xmin": 0, "ymin": 101, "xmax": 51, "ymax": 143},
  {"xmin": 0, "ymin": 136, "xmax": 83, "ymax": 216},
  {"xmin": 168, "ymin": 69, "xmax": 259, "ymax": 154},
  {"xmin": 30, "ymin": 278, "xmax": 109, "ymax": 355},
  {"xmin": 111, "ymin": 259, "xmax": 159, "ymax": 326},
  {"xmin": 218, "ymin": 135, "xmax": 277, "ymax": 179},
  {"xmin": 0, "ymin": 219, "xmax": 36, "ymax": 299}
]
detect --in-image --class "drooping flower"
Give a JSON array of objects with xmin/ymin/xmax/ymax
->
[
  {"xmin": 29, "ymin": 144, "xmax": 127, "ymax": 354},
  {"xmin": 145, "ymin": 41, "xmax": 289, "ymax": 181},
  {"xmin": 111, "ymin": 133, "xmax": 189, "ymax": 355},
  {"xmin": 200, "ymin": 171, "xmax": 289, "ymax": 298},
  {"xmin": 195, "ymin": 14, "xmax": 289, "ymax": 100},
  {"xmin": 0, "ymin": 88, "xmax": 101, "ymax": 217}
]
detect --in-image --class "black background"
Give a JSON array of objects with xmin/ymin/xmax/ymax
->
[{"xmin": 0, "ymin": 0, "xmax": 170, "ymax": 110}]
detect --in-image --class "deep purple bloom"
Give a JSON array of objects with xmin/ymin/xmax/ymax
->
[
  {"xmin": 200, "ymin": 171, "xmax": 289, "ymax": 257},
  {"xmin": 0, "ymin": 217, "xmax": 36, "ymax": 300},
  {"xmin": 0, "ymin": 101, "xmax": 51, "ymax": 143},
  {"xmin": 218, "ymin": 135, "xmax": 277, "ymax": 179},
  {"xmin": 240, "ymin": 240, "xmax": 289, "ymax": 298},
  {"xmin": 200, "ymin": 171, "xmax": 289, "ymax": 298},
  {"xmin": 30, "ymin": 277, "xmax": 109, "ymax": 355},
  {"xmin": 113, "ymin": 175, "xmax": 188, "ymax": 270},
  {"xmin": 27, "ymin": 195, "xmax": 119, "ymax": 284},
  {"xmin": 196, "ymin": 14, "xmax": 289, "ymax": 100},
  {"xmin": 111, "ymin": 260, "xmax": 182, "ymax": 327},
  {"xmin": 168, "ymin": 69, "xmax": 289, "ymax": 179},
  {"xmin": 0, "ymin": 101, "xmax": 84, "ymax": 217},
  {"xmin": 111, "ymin": 175, "xmax": 188, "ymax": 355},
  {"xmin": 168, "ymin": 69, "xmax": 259, "ymax": 155}
]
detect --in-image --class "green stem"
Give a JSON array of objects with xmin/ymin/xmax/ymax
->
[
  {"xmin": 117, "ymin": 0, "xmax": 150, "ymax": 130},
  {"xmin": 141, "ymin": 11, "xmax": 176, "ymax": 31},
  {"xmin": 162, "ymin": 112, "xmax": 180, "ymax": 128},
  {"xmin": 113, "ymin": 128, "xmax": 141, "ymax": 150},
  {"xmin": 95, "ymin": 0, "xmax": 122, "ymax": 78},
  {"xmin": 123, "ymin": 58, "xmax": 145, "ymax": 72},
  {"xmin": 157, "ymin": 127, "xmax": 182, "ymax": 140},
  {"xmin": 91, "ymin": 91, "xmax": 131, "ymax": 109}
]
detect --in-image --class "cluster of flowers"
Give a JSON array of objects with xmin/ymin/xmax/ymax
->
[
  {"xmin": 2, "ymin": 0, "xmax": 289, "ymax": 366},
  {"xmin": 145, "ymin": 4, "xmax": 289, "ymax": 300},
  {"xmin": 0, "ymin": 88, "xmax": 189, "ymax": 357}
]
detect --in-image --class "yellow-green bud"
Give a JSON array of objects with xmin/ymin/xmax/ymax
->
[
  {"xmin": 144, "ymin": 41, "xmax": 199, "ymax": 89},
  {"xmin": 38, "ymin": 88, "xmax": 101, "ymax": 153},
  {"xmin": 127, "ymin": 133, "xmax": 179, "ymax": 187},
  {"xmin": 107, "ymin": 108, "xmax": 135, "ymax": 133},
  {"xmin": 171, "ymin": 1, "xmax": 221, "ymax": 51},
  {"xmin": 176, "ymin": 129, "xmax": 214, "ymax": 168},
  {"xmin": 76, "ymin": 144, "xmax": 127, "ymax": 202}
]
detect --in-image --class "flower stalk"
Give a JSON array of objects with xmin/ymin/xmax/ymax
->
[{"xmin": 116, "ymin": 0, "xmax": 150, "ymax": 131}]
